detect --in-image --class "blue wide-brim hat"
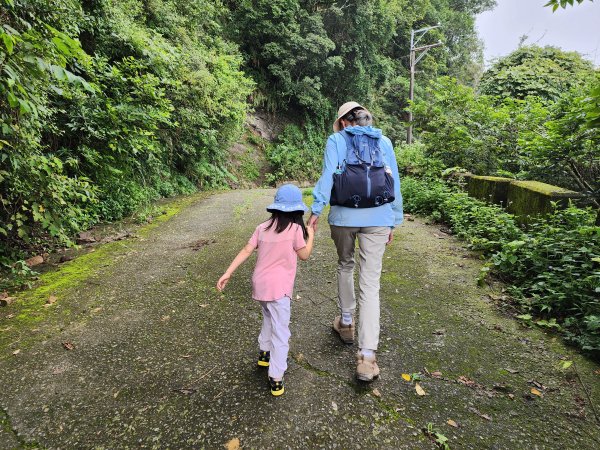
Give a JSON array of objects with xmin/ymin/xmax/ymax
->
[{"xmin": 267, "ymin": 184, "xmax": 309, "ymax": 213}]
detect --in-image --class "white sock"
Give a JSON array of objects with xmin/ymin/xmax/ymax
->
[
  {"xmin": 360, "ymin": 349, "xmax": 375, "ymax": 358},
  {"xmin": 341, "ymin": 312, "xmax": 352, "ymax": 325}
]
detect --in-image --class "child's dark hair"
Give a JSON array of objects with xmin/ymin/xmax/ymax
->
[{"xmin": 265, "ymin": 210, "xmax": 308, "ymax": 239}]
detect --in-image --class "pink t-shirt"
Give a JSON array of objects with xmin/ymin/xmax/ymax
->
[{"xmin": 248, "ymin": 222, "xmax": 306, "ymax": 301}]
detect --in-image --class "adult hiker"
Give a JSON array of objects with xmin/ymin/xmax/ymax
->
[{"xmin": 308, "ymin": 101, "xmax": 403, "ymax": 381}]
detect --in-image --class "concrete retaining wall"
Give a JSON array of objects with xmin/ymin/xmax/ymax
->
[{"xmin": 466, "ymin": 175, "xmax": 582, "ymax": 222}]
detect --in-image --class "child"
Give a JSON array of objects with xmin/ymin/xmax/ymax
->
[{"xmin": 216, "ymin": 184, "xmax": 315, "ymax": 396}]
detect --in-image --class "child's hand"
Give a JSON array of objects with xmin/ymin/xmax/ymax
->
[{"xmin": 216, "ymin": 273, "xmax": 231, "ymax": 291}]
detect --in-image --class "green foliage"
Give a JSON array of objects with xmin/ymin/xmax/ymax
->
[
  {"xmin": 230, "ymin": 0, "xmax": 494, "ymax": 122},
  {"xmin": 442, "ymin": 193, "xmax": 522, "ymax": 254},
  {"xmin": 492, "ymin": 206, "xmax": 600, "ymax": 353},
  {"xmin": 1, "ymin": 0, "xmax": 253, "ymax": 269},
  {"xmin": 545, "ymin": 0, "xmax": 593, "ymax": 11},
  {"xmin": 395, "ymin": 142, "xmax": 444, "ymax": 178},
  {"xmin": 412, "ymin": 77, "xmax": 550, "ymax": 176},
  {"xmin": 265, "ymin": 122, "xmax": 326, "ymax": 183},
  {"xmin": 523, "ymin": 77, "xmax": 600, "ymax": 196},
  {"xmin": 412, "ymin": 75, "xmax": 599, "ymax": 198},
  {"xmin": 1, "ymin": 0, "xmax": 97, "ymax": 258},
  {"xmin": 404, "ymin": 176, "xmax": 600, "ymax": 356},
  {"xmin": 479, "ymin": 46, "xmax": 595, "ymax": 102},
  {"xmin": 401, "ymin": 177, "xmax": 451, "ymax": 222}
]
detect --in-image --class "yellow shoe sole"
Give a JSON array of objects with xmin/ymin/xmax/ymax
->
[
  {"xmin": 257, "ymin": 360, "xmax": 269, "ymax": 367},
  {"xmin": 271, "ymin": 386, "xmax": 285, "ymax": 396}
]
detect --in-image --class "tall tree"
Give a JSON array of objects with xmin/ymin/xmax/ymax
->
[{"xmin": 479, "ymin": 46, "xmax": 595, "ymax": 102}]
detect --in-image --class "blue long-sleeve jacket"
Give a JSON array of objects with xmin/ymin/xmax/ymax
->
[{"xmin": 312, "ymin": 126, "xmax": 403, "ymax": 227}]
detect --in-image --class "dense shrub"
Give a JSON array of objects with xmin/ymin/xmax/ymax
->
[
  {"xmin": 492, "ymin": 206, "xmax": 600, "ymax": 352},
  {"xmin": 395, "ymin": 142, "xmax": 444, "ymax": 179},
  {"xmin": 443, "ymin": 193, "xmax": 522, "ymax": 254},
  {"xmin": 403, "ymin": 176, "xmax": 600, "ymax": 356},
  {"xmin": 1, "ymin": 0, "xmax": 253, "ymax": 266},
  {"xmin": 265, "ymin": 123, "xmax": 326, "ymax": 184},
  {"xmin": 401, "ymin": 177, "xmax": 450, "ymax": 222}
]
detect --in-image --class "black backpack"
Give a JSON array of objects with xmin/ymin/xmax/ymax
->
[{"xmin": 330, "ymin": 130, "xmax": 395, "ymax": 208}]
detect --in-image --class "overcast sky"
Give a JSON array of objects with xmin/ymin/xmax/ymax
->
[{"xmin": 476, "ymin": 0, "xmax": 600, "ymax": 66}]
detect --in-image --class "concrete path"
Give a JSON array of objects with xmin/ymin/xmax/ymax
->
[{"xmin": 1, "ymin": 189, "xmax": 599, "ymax": 449}]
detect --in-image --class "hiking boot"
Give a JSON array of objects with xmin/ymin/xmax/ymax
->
[
  {"xmin": 257, "ymin": 350, "xmax": 270, "ymax": 367},
  {"xmin": 333, "ymin": 316, "xmax": 355, "ymax": 344},
  {"xmin": 269, "ymin": 376, "xmax": 285, "ymax": 396},
  {"xmin": 356, "ymin": 352, "xmax": 380, "ymax": 382}
]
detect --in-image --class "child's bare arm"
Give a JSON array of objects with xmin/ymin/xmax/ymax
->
[
  {"xmin": 217, "ymin": 243, "xmax": 255, "ymax": 291},
  {"xmin": 296, "ymin": 225, "xmax": 315, "ymax": 261}
]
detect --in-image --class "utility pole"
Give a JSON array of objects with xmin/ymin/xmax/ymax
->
[{"xmin": 407, "ymin": 24, "xmax": 443, "ymax": 144}]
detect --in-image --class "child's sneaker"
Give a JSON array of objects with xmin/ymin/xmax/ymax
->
[
  {"xmin": 257, "ymin": 351, "xmax": 270, "ymax": 367},
  {"xmin": 269, "ymin": 376, "xmax": 285, "ymax": 396}
]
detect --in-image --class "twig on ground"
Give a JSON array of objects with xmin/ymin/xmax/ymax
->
[{"xmin": 574, "ymin": 362, "xmax": 600, "ymax": 425}]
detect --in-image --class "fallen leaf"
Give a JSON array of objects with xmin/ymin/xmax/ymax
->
[
  {"xmin": 113, "ymin": 391, "xmax": 120, "ymax": 398},
  {"xmin": 0, "ymin": 296, "xmax": 15, "ymax": 307},
  {"xmin": 174, "ymin": 387, "xmax": 197, "ymax": 395},
  {"xmin": 225, "ymin": 438, "xmax": 240, "ymax": 450},
  {"xmin": 505, "ymin": 368, "xmax": 519, "ymax": 374},
  {"xmin": 431, "ymin": 371, "xmax": 443, "ymax": 378},
  {"xmin": 199, "ymin": 304, "xmax": 208, "ymax": 308},
  {"xmin": 0, "ymin": 291, "xmax": 7, "ymax": 300},
  {"xmin": 469, "ymin": 407, "xmax": 492, "ymax": 421},
  {"xmin": 181, "ymin": 355, "xmax": 191, "ymax": 358},
  {"xmin": 594, "ymin": 369, "xmax": 600, "ymax": 375},
  {"xmin": 447, "ymin": 419, "xmax": 458, "ymax": 428},
  {"xmin": 187, "ymin": 238, "xmax": 216, "ymax": 251},
  {"xmin": 415, "ymin": 383, "xmax": 426, "ymax": 396},
  {"xmin": 6, "ymin": 314, "xmax": 14, "ymax": 319},
  {"xmin": 47, "ymin": 295, "xmax": 57, "ymax": 305},
  {"xmin": 62, "ymin": 342, "xmax": 74, "ymax": 351},
  {"xmin": 332, "ymin": 401, "xmax": 338, "ymax": 411},
  {"xmin": 531, "ymin": 388, "xmax": 542, "ymax": 397},
  {"xmin": 458, "ymin": 376, "xmax": 476, "ymax": 387},
  {"xmin": 295, "ymin": 295, "xmax": 301, "ymax": 300},
  {"xmin": 401, "ymin": 373, "xmax": 411, "ymax": 382},
  {"xmin": 372, "ymin": 388, "xmax": 381, "ymax": 398},
  {"xmin": 25, "ymin": 255, "xmax": 44, "ymax": 267},
  {"xmin": 91, "ymin": 307, "xmax": 102, "ymax": 313},
  {"xmin": 12, "ymin": 349, "xmax": 20, "ymax": 356},
  {"xmin": 508, "ymin": 394, "xmax": 515, "ymax": 400},
  {"xmin": 161, "ymin": 315, "xmax": 170, "ymax": 322}
]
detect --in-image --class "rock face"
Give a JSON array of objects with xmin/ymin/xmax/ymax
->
[
  {"xmin": 246, "ymin": 111, "xmax": 284, "ymax": 142},
  {"xmin": 227, "ymin": 111, "xmax": 289, "ymax": 188}
]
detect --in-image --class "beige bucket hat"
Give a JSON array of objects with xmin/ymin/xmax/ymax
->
[{"xmin": 333, "ymin": 101, "xmax": 371, "ymax": 132}]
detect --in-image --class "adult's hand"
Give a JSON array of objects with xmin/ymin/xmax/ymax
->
[
  {"xmin": 387, "ymin": 229, "xmax": 394, "ymax": 245},
  {"xmin": 308, "ymin": 214, "xmax": 319, "ymax": 231}
]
